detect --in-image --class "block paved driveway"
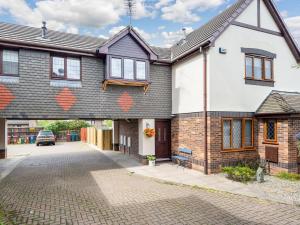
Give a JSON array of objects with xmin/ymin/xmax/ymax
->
[{"xmin": 1, "ymin": 143, "xmax": 300, "ymax": 225}]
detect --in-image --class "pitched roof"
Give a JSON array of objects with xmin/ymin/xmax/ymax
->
[
  {"xmin": 97, "ymin": 26, "xmax": 158, "ymax": 61},
  {"xmin": 256, "ymin": 91, "xmax": 300, "ymax": 114},
  {"xmin": 171, "ymin": 0, "xmax": 252, "ymax": 61},
  {"xmin": 171, "ymin": 0, "xmax": 300, "ymax": 62},
  {"xmin": 0, "ymin": 22, "xmax": 170, "ymax": 61}
]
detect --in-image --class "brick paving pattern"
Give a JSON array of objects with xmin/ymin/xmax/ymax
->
[{"xmin": 0, "ymin": 143, "xmax": 300, "ymax": 225}]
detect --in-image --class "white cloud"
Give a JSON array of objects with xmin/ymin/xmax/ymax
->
[
  {"xmin": 0, "ymin": 0, "xmax": 153, "ymax": 33},
  {"xmin": 285, "ymin": 16, "xmax": 300, "ymax": 45},
  {"xmin": 160, "ymin": 0, "xmax": 226, "ymax": 24},
  {"xmin": 161, "ymin": 27, "xmax": 193, "ymax": 47}
]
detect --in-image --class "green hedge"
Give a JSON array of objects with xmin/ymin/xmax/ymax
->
[
  {"xmin": 45, "ymin": 120, "xmax": 90, "ymax": 135},
  {"xmin": 222, "ymin": 166, "xmax": 256, "ymax": 183}
]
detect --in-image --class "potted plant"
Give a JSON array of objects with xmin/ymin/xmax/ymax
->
[
  {"xmin": 144, "ymin": 128, "xmax": 155, "ymax": 138},
  {"xmin": 147, "ymin": 155, "xmax": 156, "ymax": 166}
]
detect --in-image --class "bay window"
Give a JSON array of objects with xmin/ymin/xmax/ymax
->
[
  {"xmin": 245, "ymin": 55, "xmax": 273, "ymax": 81},
  {"xmin": 222, "ymin": 118, "xmax": 254, "ymax": 151},
  {"xmin": 1, "ymin": 49, "xmax": 19, "ymax": 76},
  {"xmin": 51, "ymin": 56, "xmax": 81, "ymax": 80},
  {"xmin": 108, "ymin": 56, "xmax": 148, "ymax": 81}
]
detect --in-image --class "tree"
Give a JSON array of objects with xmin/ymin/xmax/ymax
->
[{"xmin": 45, "ymin": 120, "xmax": 90, "ymax": 135}]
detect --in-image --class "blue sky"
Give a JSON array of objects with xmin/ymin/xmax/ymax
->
[{"xmin": 0, "ymin": 0, "xmax": 299, "ymax": 47}]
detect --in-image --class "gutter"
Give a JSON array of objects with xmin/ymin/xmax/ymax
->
[{"xmin": 203, "ymin": 47, "xmax": 208, "ymax": 175}]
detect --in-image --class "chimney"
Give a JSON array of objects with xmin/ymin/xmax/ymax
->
[{"xmin": 41, "ymin": 21, "xmax": 47, "ymax": 39}]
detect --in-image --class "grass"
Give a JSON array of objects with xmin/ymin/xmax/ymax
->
[{"xmin": 275, "ymin": 172, "xmax": 300, "ymax": 181}]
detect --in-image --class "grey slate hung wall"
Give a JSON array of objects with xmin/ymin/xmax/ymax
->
[{"xmin": 0, "ymin": 49, "xmax": 172, "ymax": 119}]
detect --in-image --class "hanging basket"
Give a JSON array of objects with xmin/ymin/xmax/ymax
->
[{"xmin": 144, "ymin": 128, "xmax": 155, "ymax": 138}]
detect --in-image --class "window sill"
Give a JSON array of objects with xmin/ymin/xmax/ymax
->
[
  {"xmin": 0, "ymin": 75, "xmax": 19, "ymax": 84},
  {"xmin": 221, "ymin": 148, "xmax": 256, "ymax": 153},
  {"xmin": 262, "ymin": 141, "xmax": 279, "ymax": 145},
  {"xmin": 244, "ymin": 78, "xmax": 275, "ymax": 87},
  {"xmin": 50, "ymin": 79, "xmax": 82, "ymax": 88},
  {"xmin": 102, "ymin": 79, "xmax": 151, "ymax": 94}
]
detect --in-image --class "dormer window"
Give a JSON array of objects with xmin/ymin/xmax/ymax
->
[{"xmin": 108, "ymin": 56, "xmax": 148, "ymax": 81}]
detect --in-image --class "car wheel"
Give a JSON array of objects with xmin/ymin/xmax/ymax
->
[
  {"xmin": 36, "ymin": 143, "xmax": 39, "ymax": 146},
  {"xmin": 53, "ymin": 142, "xmax": 55, "ymax": 146}
]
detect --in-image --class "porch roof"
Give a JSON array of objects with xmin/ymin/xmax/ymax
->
[{"xmin": 256, "ymin": 91, "xmax": 300, "ymax": 115}]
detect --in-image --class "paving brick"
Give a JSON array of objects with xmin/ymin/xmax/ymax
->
[{"xmin": 0, "ymin": 142, "xmax": 299, "ymax": 225}]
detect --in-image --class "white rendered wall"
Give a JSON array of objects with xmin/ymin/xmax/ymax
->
[
  {"xmin": 235, "ymin": 0, "xmax": 257, "ymax": 26},
  {"xmin": 138, "ymin": 119, "xmax": 155, "ymax": 156},
  {"xmin": 208, "ymin": 25, "xmax": 300, "ymax": 112},
  {"xmin": 260, "ymin": 0, "xmax": 280, "ymax": 32},
  {"xmin": 172, "ymin": 54, "xmax": 204, "ymax": 114}
]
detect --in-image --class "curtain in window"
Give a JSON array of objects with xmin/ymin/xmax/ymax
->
[
  {"xmin": 124, "ymin": 59, "xmax": 134, "ymax": 80},
  {"xmin": 67, "ymin": 58, "xmax": 80, "ymax": 80},
  {"xmin": 3, "ymin": 50, "xmax": 18, "ymax": 75},
  {"xmin": 223, "ymin": 120, "xmax": 231, "ymax": 149},
  {"xmin": 52, "ymin": 57, "xmax": 65, "ymax": 77},
  {"xmin": 232, "ymin": 120, "xmax": 242, "ymax": 149},
  {"xmin": 244, "ymin": 120, "xmax": 253, "ymax": 147},
  {"xmin": 111, "ymin": 58, "xmax": 122, "ymax": 78},
  {"xmin": 254, "ymin": 58, "xmax": 262, "ymax": 80},
  {"xmin": 136, "ymin": 61, "xmax": 146, "ymax": 80}
]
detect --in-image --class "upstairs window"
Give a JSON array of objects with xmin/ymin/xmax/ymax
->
[
  {"xmin": 222, "ymin": 118, "xmax": 254, "ymax": 151},
  {"xmin": 51, "ymin": 56, "xmax": 81, "ymax": 80},
  {"xmin": 245, "ymin": 55, "xmax": 273, "ymax": 81},
  {"xmin": 108, "ymin": 56, "xmax": 147, "ymax": 81},
  {"xmin": 1, "ymin": 50, "xmax": 19, "ymax": 76}
]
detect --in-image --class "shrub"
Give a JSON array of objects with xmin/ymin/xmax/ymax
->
[
  {"xmin": 222, "ymin": 166, "xmax": 256, "ymax": 183},
  {"xmin": 45, "ymin": 120, "xmax": 90, "ymax": 135},
  {"xmin": 146, "ymin": 155, "xmax": 156, "ymax": 161},
  {"xmin": 276, "ymin": 172, "xmax": 300, "ymax": 181}
]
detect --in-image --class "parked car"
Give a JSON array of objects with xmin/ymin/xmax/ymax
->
[{"xmin": 36, "ymin": 130, "xmax": 55, "ymax": 146}]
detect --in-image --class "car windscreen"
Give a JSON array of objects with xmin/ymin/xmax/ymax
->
[{"xmin": 39, "ymin": 131, "xmax": 53, "ymax": 136}]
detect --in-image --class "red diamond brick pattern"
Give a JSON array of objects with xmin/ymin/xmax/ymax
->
[
  {"xmin": 0, "ymin": 84, "xmax": 15, "ymax": 110},
  {"xmin": 118, "ymin": 92, "xmax": 134, "ymax": 112},
  {"xmin": 55, "ymin": 88, "xmax": 77, "ymax": 111}
]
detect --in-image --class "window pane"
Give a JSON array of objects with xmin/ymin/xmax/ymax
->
[
  {"xmin": 244, "ymin": 120, "xmax": 253, "ymax": 147},
  {"xmin": 3, "ymin": 50, "xmax": 18, "ymax": 75},
  {"xmin": 52, "ymin": 57, "xmax": 65, "ymax": 77},
  {"xmin": 232, "ymin": 120, "xmax": 242, "ymax": 149},
  {"xmin": 136, "ymin": 61, "xmax": 146, "ymax": 80},
  {"xmin": 223, "ymin": 120, "xmax": 231, "ymax": 149},
  {"xmin": 111, "ymin": 58, "xmax": 122, "ymax": 78},
  {"xmin": 124, "ymin": 59, "xmax": 134, "ymax": 80},
  {"xmin": 245, "ymin": 57, "xmax": 253, "ymax": 78},
  {"xmin": 265, "ymin": 60, "xmax": 272, "ymax": 80},
  {"xmin": 67, "ymin": 58, "xmax": 80, "ymax": 80},
  {"xmin": 254, "ymin": 58, "xmax": 262, "ymax": 80},
  {"xmin": 266, "ymin": 120, "xmax": 276, "ymax": 140}
]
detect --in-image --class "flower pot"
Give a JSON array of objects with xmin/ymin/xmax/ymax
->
[{"xmin": 148, "ymin": 160, "xmax": 155, "ymax": 167}]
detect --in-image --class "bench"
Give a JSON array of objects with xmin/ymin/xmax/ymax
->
[{"xmin": 172, "ymin": 148, "xmax": 192, "ymax": 168}]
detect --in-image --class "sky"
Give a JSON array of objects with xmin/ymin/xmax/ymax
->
[{"xmin": 0, "ymin": 0, "xmax": 298, "ymax": 48}]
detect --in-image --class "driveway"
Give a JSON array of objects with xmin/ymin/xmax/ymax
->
[{"xmin": 0, "ymin": 142, "xmax": 300, "ymax": 225}]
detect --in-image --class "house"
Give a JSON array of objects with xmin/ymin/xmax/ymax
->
[{"xmin": 0, "ymin": 0, "xmax": 299, "ymax": 174}]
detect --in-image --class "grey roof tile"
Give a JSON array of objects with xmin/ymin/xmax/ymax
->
[
  {"xmin": 256, "ymin": 91, "xmax": 300, "ymax": 114},
  {"xmin": 0, "ymin": 22, "xmax": 171, "ymax": 60},
  {"xmin": 171, "ymin": 0, "xmax": 252, "ymax": 60}
]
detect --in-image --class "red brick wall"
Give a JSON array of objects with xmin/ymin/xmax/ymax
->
[
  {"xmin": 119, "ymin": 120, "xmax": 139, "ymax": 157},
  {"xmin": 208, "ymin": 116, "xmax": 259, "ymax": 173},
  {"xmin": 171, "ymin": 113, "xmax": 259, "ymax": 174},
  {"xmin": 171, "ymin": 114, "xmax": 205, "ymax": 171},
  {"xmin": 258, "ymin": 118, "xmax": 300, "ymax": 174}
]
